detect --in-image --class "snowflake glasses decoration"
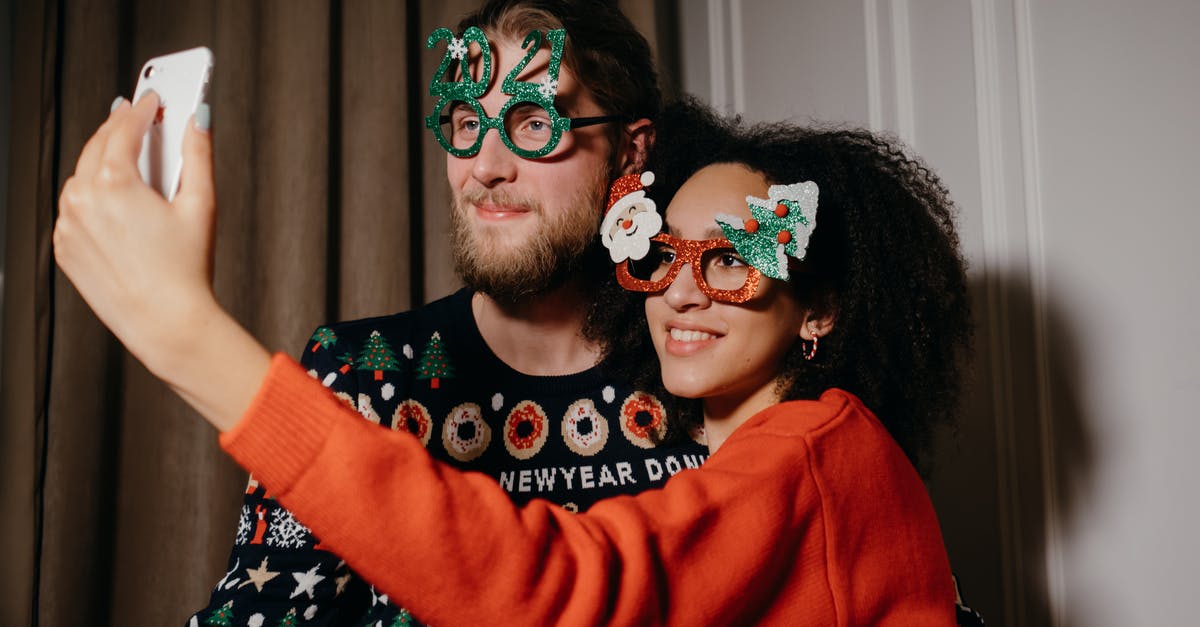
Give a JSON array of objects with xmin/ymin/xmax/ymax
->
[{"xmin": 425, "ymin": 27, "xmax": 625, "ymax": 159}]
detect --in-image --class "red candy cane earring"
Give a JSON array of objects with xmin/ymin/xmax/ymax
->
[{"xmin": 802, "ymin": 323, "xmax": 819, "ymax": 361}]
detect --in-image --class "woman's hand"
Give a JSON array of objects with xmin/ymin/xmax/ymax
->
[
  {"xmin": 54, "ymin": 92, "xmax": 271, "ymax": 431},
  {"xmin": 55, "ymin": 92, "xmax": 217, "ymax": 369}
]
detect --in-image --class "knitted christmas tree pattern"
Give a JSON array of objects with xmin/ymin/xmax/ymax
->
[
  {"xmin": 355, "ymin": 330, "xmax": 403, "ymax": 381},
  {"xmin": 204, "ymin": 601, "xmax": 234, "ymax": 626},
  {"xmin": 322, "ymin": 352, "xmax": 357, "ymax": 387},
  {"xmin": 310, "ymin": 326, "xmax": 338, "ymax": 352},
  {"xmin": 273, "ymin": 608, "xmax": 298, "ymax": 627},
  {"xmin": 416, "ymin": 331, "xmax": 454, "ymax": 389}
]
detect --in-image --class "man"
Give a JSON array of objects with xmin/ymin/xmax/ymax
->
[{"xmin": 182, "ymin": 1, "xmax": 707, "ymax": 624}]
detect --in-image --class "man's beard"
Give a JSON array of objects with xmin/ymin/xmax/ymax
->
[{"xmin": 451, "ymin": 176, "xmax": 607, "ymax": 304}]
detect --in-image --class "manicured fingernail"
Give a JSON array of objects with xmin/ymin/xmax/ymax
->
[
  {"xmin": 110, "ymin": 96, "xmax": 125, "ymax": 112},
  {"xmin": 194, "ymin": 103, "xmax": 211, "ymax": 131},
  {"xmin": 136, "ymin": 89, "xmax": 158, "ymax": 105}
]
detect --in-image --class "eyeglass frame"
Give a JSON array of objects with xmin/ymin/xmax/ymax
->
[
  {"xmin": 615, "ymin": 233, "xmax": 764, "ymax": 304},
  {"xmin": 424, "ymin": 26, "xmax": 625, "ymax": 160},
  {"xmin": 429, "ymin": 100, "xmax": 626, "ymax": 159}
]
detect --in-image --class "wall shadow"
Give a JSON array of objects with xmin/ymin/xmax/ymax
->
[{"xmin": 930, "ymin": 270, "xmax": 1095, "ymax": 627}]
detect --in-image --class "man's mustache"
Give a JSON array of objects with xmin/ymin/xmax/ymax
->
[{"xmin": 459, "ymin": 190, "xmax": 541, "ymax": 213}]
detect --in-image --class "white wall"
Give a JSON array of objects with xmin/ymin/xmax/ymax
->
[{"xmin": 677, "ymin": 1, "xmax": 1200, "ymax": 625}]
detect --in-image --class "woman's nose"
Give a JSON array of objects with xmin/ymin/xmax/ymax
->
[{"xmin": 662, "ymin": 263, "xmax": 711, "ymax": 311}]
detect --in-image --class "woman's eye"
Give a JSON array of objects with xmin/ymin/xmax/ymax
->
[{"xmin": 716, "ymin": 252, "xmax": 747, "ymax": 267}]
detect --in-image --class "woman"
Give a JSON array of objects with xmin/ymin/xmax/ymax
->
[{"xmin": 57, "ymin": 100, "xmax": 971, "ymax": 624}]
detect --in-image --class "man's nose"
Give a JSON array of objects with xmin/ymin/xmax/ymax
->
[{"xmin": 470, "ymin": 128, "xmax": 518, "ymax": 187}]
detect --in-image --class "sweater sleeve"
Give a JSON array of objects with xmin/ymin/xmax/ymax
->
[{"xmin": 221, "ymin": 354, "xmax": 954, "ymax": 626}]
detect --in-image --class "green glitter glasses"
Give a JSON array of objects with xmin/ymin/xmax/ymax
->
[
  {"xmin": 424, "ymin": 27, "xmax": 624, "ymax": 160},
  {"xmin": 433, "ymin": 101, "xmax": 623, "ymax": 159}
]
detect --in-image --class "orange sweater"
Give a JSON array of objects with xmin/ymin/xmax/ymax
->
[{"xmin": 221, "ymin": 354, "xmax": 956, "ymax": 626}]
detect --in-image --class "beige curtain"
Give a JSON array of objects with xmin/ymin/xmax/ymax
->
[{"xmin": 0, "ymin": 1, "xmax": 675, "ymax": 624}]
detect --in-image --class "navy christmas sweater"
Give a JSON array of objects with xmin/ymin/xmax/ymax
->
[{"xmin": 187, "ymin": 288, "xmax": 709, "ymax": 627}]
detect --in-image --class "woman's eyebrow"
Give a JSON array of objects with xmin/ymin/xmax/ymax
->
[{"xmin": 662, "ymin": 222, "xmax": 727, "ymax": 240}]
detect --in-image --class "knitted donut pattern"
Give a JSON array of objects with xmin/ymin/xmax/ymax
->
[
  {"xmin": 333, "ymin": 391, "xmax": 356, "ymax": 411},
  {"xmin": 357, "ymin": 393, "xmax": 382, "ymax": 424},
  {"xmin": 561, "ymin": 399, "xmax": 609, "ymax": 457},
  {"xmin": 392, "ymin": 399, "xmax": 433, "ymax": 446},
  {"xmin": 442, "ymin": 402, "xmax": 491, "ymax": 462},
  {"xmin": 618, "ymin": 391, "xmax": 667, "ymax": 449},
  {"xmin": 503, "ymin": 400, "xmax": 549, "ymax": 460}
]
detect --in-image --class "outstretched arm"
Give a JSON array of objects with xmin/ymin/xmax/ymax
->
[
  {"xmin": 221, "ymin": 357, "xmax": 850, "ymax": 626},
  {"xmin": 54, "ymin": 93, "xmax": 269, "ymax": 429}
]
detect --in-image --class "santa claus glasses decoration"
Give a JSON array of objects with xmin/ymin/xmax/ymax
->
[
  {"xmin": 425, "ymin": 27, "xmax": 624, "ymax": 160},
  {"xmin": 606, "ymin": 172, "xmax": 821, "ymax": 303}
]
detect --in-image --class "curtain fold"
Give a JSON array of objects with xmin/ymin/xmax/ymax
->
[
  {"xmin": 1, "ymin": 2, "xmax": 58, "ymax": 626},
  {"xmin": 1, "ymin": 1, "xmax": 674, "ymax": 624}
]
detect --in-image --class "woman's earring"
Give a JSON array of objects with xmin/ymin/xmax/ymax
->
[
  {"xmin": 802, "ymin": 321, "xmax": 821, "ymax": 361},
  {"xmin": 802, "ymin": 333, "xmax": 819, "ymax": 361}
]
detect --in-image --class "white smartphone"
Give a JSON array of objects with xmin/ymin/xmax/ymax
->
[{"xmin": 133, "ymin": 46, "xmax": 213, "ymax": 200}]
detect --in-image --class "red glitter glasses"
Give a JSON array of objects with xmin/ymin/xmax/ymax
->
[{"xmin": 616, "ymin": 233, "xmax": 762, "ymax": 303}]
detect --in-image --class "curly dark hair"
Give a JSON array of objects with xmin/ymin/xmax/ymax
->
[{"xmin": 600, "ymin": 98, "xmax": 973, "ymax": 476}]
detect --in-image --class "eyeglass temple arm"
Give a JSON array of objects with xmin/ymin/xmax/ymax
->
[{"xmin": 568, "ymin": 114, "xmax": 627, "ymax": 129}]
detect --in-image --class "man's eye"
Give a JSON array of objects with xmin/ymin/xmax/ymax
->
[{"xmin": 516, "ymin": 116, "xmax": 551, "ymax": 135}]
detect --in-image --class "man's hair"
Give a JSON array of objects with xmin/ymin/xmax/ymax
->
[
  {"xmin": 458, "ymin": 0, "xmax": 662, "ymax": 127},
  {"xmin": 605, "ymin": 98, "xmax": 973, "ymax": 476}
]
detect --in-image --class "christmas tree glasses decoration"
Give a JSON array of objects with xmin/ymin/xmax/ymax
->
[
  {"xmin": 425, "ymin": 27, "xmax": 623, "ymax": 159},
  {"xmin": 715, "ymin": 181, "xmax": 819, "ymax": 281}
]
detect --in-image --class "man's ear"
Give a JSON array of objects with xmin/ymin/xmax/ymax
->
[
  {"xmin": 799, "ymin": 310, "xmax": 836, "ymax": 340},
  {"xmin": 617, "ymin": 118, "xmax": 654, "ymax": 175}
]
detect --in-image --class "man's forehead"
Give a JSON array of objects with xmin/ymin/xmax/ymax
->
[
  {"xmin": 457, "ymin": 33, "xmax": 587, "ymax": 110},
  {"xmin": 461, "ymin": 34, "xmax": 566, "ymax": 82},
  {"xmin": 462, "ymin": 38, "xmax": 549, "ymax": 75}
]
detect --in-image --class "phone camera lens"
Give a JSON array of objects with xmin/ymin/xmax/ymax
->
[{"xmin": 143, "ymin": 65, "xmax": 156, "ymax": 79}]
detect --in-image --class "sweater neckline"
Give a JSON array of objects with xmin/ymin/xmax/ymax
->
[{"xmin": 447, "ymin": 288, "xmax": 613, "ymax": 395}]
